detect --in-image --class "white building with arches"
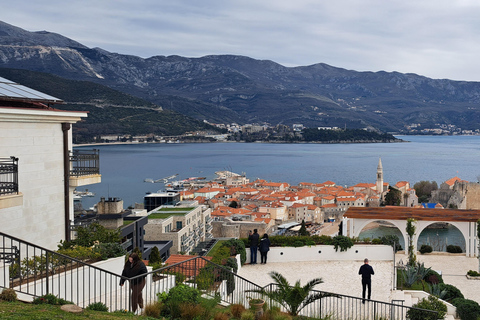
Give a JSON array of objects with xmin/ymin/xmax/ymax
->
[{"xmin": 343, "ymin": 207, "xmax": 480, "ymax": 257}]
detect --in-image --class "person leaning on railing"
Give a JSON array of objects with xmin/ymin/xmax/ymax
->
[{"xmin": 119, "ymin": 252, "xmax": 148, "ymax": 313}]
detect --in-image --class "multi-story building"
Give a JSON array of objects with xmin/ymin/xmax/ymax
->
[
  {"xmin": 0, "ymin": 77, "xmax": 101, "ymax": 250},
  {"xmin": 144, "ymin": 201, "xmax": 213, "ymax": 254}
]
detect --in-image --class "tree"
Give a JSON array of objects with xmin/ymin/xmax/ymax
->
[
  {"xmin": 149, "ymin": 246, "xmax": 161, "ymax": 264},
  {"xmin": 247, "ymin": 271, "xmax": 336, "ymax": 316},
  {"xmin": 414, "ymin": 181, "xmax": 438, "ymax": 203},
  {"xmin": 384, "ymin": 186, "xmax": 402, "ymax": 206},
  {"xmin": 299, "ymin": 220, "xmax": 310, "ymax": 236},
  {"xmin": 406, "ymin": 218, "xmax": 417, "ymax": 266}
]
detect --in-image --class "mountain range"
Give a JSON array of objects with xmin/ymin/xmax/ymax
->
[{"xmin": 2, "ymin": 20, "xmax": 480, "ymax": 133}]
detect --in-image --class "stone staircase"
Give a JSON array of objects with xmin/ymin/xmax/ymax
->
[{"xmin": 391, "ymin": 290, "xmax": 456, "ymax": 320}]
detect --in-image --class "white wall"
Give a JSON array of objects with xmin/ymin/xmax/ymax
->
[
  {"xmin": 0, "ymin": 121, "xmax": 66, "ymax": 250},
  {"xmin": 247, "ymin": 245, "xmax": 393, "ymax": 264}
]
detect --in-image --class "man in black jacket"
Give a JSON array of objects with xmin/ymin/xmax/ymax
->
[
  {"xmin": 358, "ymin": 258, "xmax": 374, "ymax": 303},
  {"xmin": 248, "ymin": 229, "xmax": 259, "ymax": 264}
]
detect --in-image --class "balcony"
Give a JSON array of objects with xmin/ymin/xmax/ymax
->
[
  {"xmin": 205, "ymin": 224, "xmax": 213, "ymax": 232},
  {"xmin": 0, "ymin": 156, "xmax": 18, "ymax": 196},
  {"xmin": 0, "ymin": 156, "xmax": 23, "ymax": 209},
  {"xmin": 205, "ymin": 217, "xmax": 213, "ymax": 224},
  {"xmin": 69, "ymin": 149, "xmax": 101, "ymax": 187}
]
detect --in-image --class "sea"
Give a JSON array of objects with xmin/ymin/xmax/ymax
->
[{"xmin": 75, "ymin": 135, "xmax": 480, "ymax": 251}]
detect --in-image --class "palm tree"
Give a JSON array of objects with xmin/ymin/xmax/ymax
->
[{"xmin": 247, "ymin": 271, "xmax": 337, "ymax": 316}]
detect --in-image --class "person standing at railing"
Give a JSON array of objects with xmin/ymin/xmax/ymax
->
[
  {"xmin": 119, "ymin": 252, "xmax": 148, "ymax": 313},
  {"xmin": 358, "ymin": 258, "xmax": 374, "ymax": 304},
  {"xmin": 248, "ymin": 229, "xmax": 259, "ymax": 264},
  {"xmin": 259, "ymin": 233, "xmax": 271, "ymax": 264}
]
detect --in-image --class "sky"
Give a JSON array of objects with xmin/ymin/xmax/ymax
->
[{"xmin": 3, "ymin": 0, "xmax": 480, "ymax": 82}]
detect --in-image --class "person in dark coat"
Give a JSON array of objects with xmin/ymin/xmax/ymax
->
[
  {"xmin": 258, "ymin": 233, "xmax": 271, "ymax": 264},
  {"xmin": 248, "ymin": 229, "xmax": 260, "ymax": 264},
  {"xmin": 120, "ymin": 252, "xmax": 148, "ymax": 313},
  {"xmin": 358, "ymin": 258, "xmax": 374, "ymax": 303}
]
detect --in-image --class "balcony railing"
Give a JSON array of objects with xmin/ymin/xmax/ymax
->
[
  {"xmin": 70, "ymin": 149, "xmax": 100, "ymax": 177},
  {"xmin": 0, "ymin": 230, "xmax": 439, "ymax": 319},
  {"xmin": 0, "ymin": 156, "xmax": 19, "ymax": 196}
]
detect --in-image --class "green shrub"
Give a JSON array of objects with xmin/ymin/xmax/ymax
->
[
  {"xmin": 33, "ymin": 294, "xmax": 57, "ymax": 305},
  {"xmin": 149, "ymin": 246, "xmax": 162, "ymax": 264},
  {"xmin": 424, "ymin": 269, "xmax": 443, "ymax": 284},
  {"xmin": 93, "ymin": 242, "xmax": 125, "ymax": 260},
  {"xmin": 331, "ymin": 235, "xmax": 354, "ymax": 252},
  {"xmin": 293, "ymin": 240, "xmax": 304, "ymax": 247},
  {"xmin": 380, "ymin": 235, "xmax": 402, "ymax": 252},
  {"xmin": 371, "ymin": 238, "xmax": 383, "ymax": 244},
  {"xmin": 438, "ymin": 283, "xmax": 464, "ymax": 302},
  {"xmin": 467, "ymin": 270, "xmax": 480, "ymax": 277},
  {"xmin": 57, "ymin": 245, "xmax": 100, "ymax": 261},
  {"xmin": 406, "ymin": 295, "xmax": 447, "ymax": 320},
  {"xmin": 419, "ymin": 244, "xmax": 433, "ymax": 254},
  {"xmin": 86, "ymin": 301, "xmax": 108, "ymax": 312},
  {"xmin": 446, "ymin": 245, "xmax": 463, "ymax": 253},
  {"xmin": 162, "ymin": 284, "xmax": 201, "ymax": 318},
  {"xmin": 451, "ymin": 298, "xmax": 480, "ymax": 320},
  {"xmin": 0, "ymin": 288, "xmax": 17, "ymax": 302},
  {"xmin": 221, "ymin": 238, "xmax": 247, "ymax": 265}
]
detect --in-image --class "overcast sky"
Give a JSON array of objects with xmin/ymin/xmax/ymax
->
[{"xmin": 3, "ymin": 1, "xmax": 480, "ymax": 81}]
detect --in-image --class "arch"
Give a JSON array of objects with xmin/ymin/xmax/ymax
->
[
  {"xmin": 417, "ymin": 221, "xmax": 467, "ymax": 253},
  {"xmin": 357, "ymin": 219, "xmax": 407, "ymax": 249}
]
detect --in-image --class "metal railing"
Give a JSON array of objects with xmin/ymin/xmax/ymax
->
[
  {"xmin": 69, "ymin": 149, "xmax": 100, "ymax": 177},
  {"xmin": 0, "ymin": 231, "xmax": 439, "ymax": 318},
  {"xmin": 0, "ymin": 156, "xmax": 19, "ymax": 196},
  {"xmin": 262, "ymin": 283, "xmax": 438, "ymax": 319}
]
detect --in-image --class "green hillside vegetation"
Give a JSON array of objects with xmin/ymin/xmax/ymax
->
[
  {"xmin": 0, "ymin": 68, "xmax": 224, "ymax": 143},
  {"xmin": 302, "ymin": 128, "xmax": 401, "ymax": 142}
]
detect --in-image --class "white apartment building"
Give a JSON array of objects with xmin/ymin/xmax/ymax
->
[
  {"xmin": 144, "ymin": 203, "xmax": 213, "ymax": 254},
  {"xmin": 0, "ymin": 77, "xmax": 101, "ymax": 250}
]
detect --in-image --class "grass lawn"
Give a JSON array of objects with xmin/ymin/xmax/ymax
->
[{"xmin": 0, "ymin": 301, "xmax": 156, "ymax": 319}]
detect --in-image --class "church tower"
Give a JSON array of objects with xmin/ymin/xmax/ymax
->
[{"xmin": 376, "ymin": 158, "xmax": 383, "ymax": 193}]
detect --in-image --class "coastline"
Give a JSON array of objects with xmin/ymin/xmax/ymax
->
[{"xmin": 73, "ymin": 139, "xmax": 405, "ymax": 148}]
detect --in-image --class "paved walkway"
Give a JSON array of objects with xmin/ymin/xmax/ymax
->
[{"xmin": 238, "ymin": 253, "xmax": 480, "ymax": 305}]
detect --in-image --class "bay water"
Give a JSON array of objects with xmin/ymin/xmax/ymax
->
[{"xmin": 75, "ymin": 135, "xmax": 480, "ymax": 250}]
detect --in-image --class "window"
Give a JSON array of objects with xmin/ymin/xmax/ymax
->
[{"xmin": 176, "ymin": 221, "xmax": 182, "ymax": 230}]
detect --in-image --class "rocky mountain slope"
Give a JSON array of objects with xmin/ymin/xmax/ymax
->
[{"xmin": 2, "ymin": 20, "xmax": 480, "ymax": 133}]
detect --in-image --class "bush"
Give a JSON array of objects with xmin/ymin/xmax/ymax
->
[
  {"xmin": 144, "ymin": 301, "xmax": 163, "ymax": 318},
  {"xmin": 446, "ymin": 245, "xmax": 463, "ymax": 253},
  {"xmin": 230, "ymin": 303, "xmax": 246, "ymax": 318},
  {"xmin": 406, "ymin": 295, "xmax": 447, "ymax": 320},
  {"xmin": 0, "ymin": 288, "xmax": 17, "ymax": 302},
  {"xmin": 438, "ymin": 283, "xmax": 464, "ymax": 302},
  {"xmin": 419, "ymin": 244, "xmax": 433, "ymax": 254},
  {"xmin": 86, "ymin": 301, "xmax": 108, "ymax": 312},
  {"xmin": 161, "ymin": 284, "xmax": 201, "ymax": 318},
  {"xmin": 371, "ymin": 238, "xmax": 383, "ymax": 244},
  {"xmin": 451, "ymin": 298, "xmax": 480, "ymax": 320},
  {"xmin": 293, "ymin": 240, "xmax": 304, "ymax": 248},
  {"xmin": 33, "ymin": 294, "xmax": 59, "ymax": 305},
  {"xmin": 332, "ymin": 235, "xmax": 354, "ymax": 252},
  {"xmin": 221, "ymin": 238, "xmax": 247, "ymax": 265},
  {"xmin": 467, "ymin": 270, "xmax": 480, "ymax": 277},
  {"xmin": 380, "ymin": 235, "xmax": 402, "ymax": 252},
  {"xmin": 93, "ymin": 242, "xmax": 126, "ymax": 260},
  {"xmin": 424, "ymin": 269, "xmax": 443, "ymax": 284}
]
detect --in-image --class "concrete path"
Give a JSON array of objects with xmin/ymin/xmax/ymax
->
[{"xmin": 238, "ymin": 253, "xmax": 480, "ymax": 305}]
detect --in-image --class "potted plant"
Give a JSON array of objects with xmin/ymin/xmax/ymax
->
[{"xmin": 247, "ymin": 296, "xmax": 265, "ymax": 319}]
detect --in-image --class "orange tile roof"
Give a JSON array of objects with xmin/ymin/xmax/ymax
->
[
  {"xmin": 395, "ymin": 181, "xmax": 409, "ymax": 188},
  {"xmin": 345, "ymin": 207, "xmax": 480, "ymax": 222},
  {"xmin": 321, "ymin": 203, "xmax": 338, "ymax": 208},
  {"xmin": 165, "ymin": 255, "xmax": 213, "ymax": 277}
]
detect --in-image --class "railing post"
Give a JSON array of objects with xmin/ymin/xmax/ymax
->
[{"xmin": 45, "ymin": 252, "xmax": 49, "ymax": 295}]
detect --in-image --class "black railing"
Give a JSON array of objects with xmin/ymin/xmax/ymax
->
[
  {"xmin": 0, "ymin": 231, "xmax": 439, "ymax": 318},
  {"xmin": 70, "ymin": 149, "xmax": 100, "ymax": 177},
  {"xmin": 263, "ymin": 283, "xmax": 439, "ymax": 319},
  {"xmin": 0, "ymin": 156, "xmax": 19, "ymax": 196}
]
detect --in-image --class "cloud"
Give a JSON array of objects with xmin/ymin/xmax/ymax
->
[{"xmin": 2, "ymin": 0, "xmax": 480, "ymax": 81}]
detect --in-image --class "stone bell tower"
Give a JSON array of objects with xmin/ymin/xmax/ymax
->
[{"xmin": 376, "ymin": 158, "xmax": 384, "ymax": 193}]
